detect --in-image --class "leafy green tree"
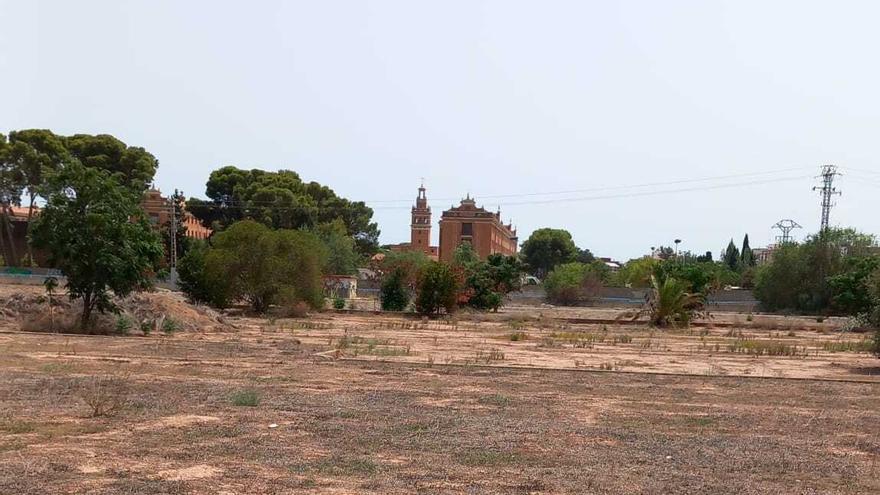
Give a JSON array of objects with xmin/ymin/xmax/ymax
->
[
  {"xmin": 4, "ymin": 130, "xmax": 68, "ymax": 262},
  {"xmin": 380, "ymin": 267, "xmax": 409, "ymax": 311},
  {"xmin": 827, "ymin": 256, "xmax": 880, "ymax": 315},
  {"xmin": 723, "ymin": 240, "xmax": 740, "ymax": 271},
  {"xmin": 754, "ymin": 228, "xmax": 878, "ymax": 313},
  {"xmin": 0, "ymin": 133, "xmax": 25, "ymax": 266},
  {"xmin": 188, "ymin": 166, "xmax": 379, "ymax": 255},
  {"xmin": 544, "ymin": 262, "xmax": 588, "ymax": 306},
  {"xmin": 866, "ymin": 270, "xmax": 880, "ymax": 356},
  {"xmin": 177, "ymin": 239, "xmax": 231, "ymax": 308},
  {"xmin": 520, "ymin": 228, "xmax": 578, "ymax": 278},
  {"xmin": 314, "ymin": 219, "xmax": 359, "ymax": 275},
  {"xmin": 377, "ymin": 250, "xmax": 430, "ymax": 290},
  {"xmin": 203, "ymin": 220, "xmax": 326, "ymax": 312},
  {"xmin": 64, "ymin": 134, "xmax": 158, "ymax": 191},
  {"xmin": 616, "ymin": 257, "xmax": 659, "ymax": 288},
  {"xmin": 753, "ymin": 243, "xmax": 807, "ymax": 311},
  {"xmin": 460, "ymin": 253, "xmax": 524, "ymax": 311},
  {"xmin": 274, "ymin": 229, "xmax": 327, "ymax": 309},
  {"xmin": 452, "ymin": 242, "xmax": 480, "ymax": 268},
  {"xmin": 576, "ymin": 247, "xmax": 595, "ymax": 264},
  {"xmin": 653, "ymin": 259, "xmax": 735, "ymax": 294},
  {"xmin": 696, "ymin": 251, "xmax": 713, "ymax": 263},
  {"xmin": 30, "ymin": 163, "xmax": 163, "ymax": 331},
  {"xmin": 415, "ymin": 262, "xmax": 458, "ymax": 315},
  {"xmin": 544, "ymin": 261, "xmax": 609, "ymax": 306}
]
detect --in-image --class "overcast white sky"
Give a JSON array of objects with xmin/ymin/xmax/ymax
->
[{"xmin": 2, "ymin": 1, "xmax": 880, "ymax": 260}]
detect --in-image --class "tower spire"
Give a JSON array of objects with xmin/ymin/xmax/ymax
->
[{"xmin": 410, "ymin": 182, "xmax": 432, "ymax": 254}]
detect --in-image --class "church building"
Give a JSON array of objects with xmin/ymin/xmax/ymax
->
[{"xmin": 389, "ymin": 184, "xmax": 518, "ymax": 262}]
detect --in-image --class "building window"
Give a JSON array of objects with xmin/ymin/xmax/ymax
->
[{"xmin": 461, "ymin": 223, "xmax": 473, "ymax": 236}]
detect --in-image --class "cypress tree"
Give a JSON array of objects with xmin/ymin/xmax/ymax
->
[
  {"xmin": 741, "ymin": 234, "xmax": 755, "ymax": 267},
  {"xmin": 724, "ymin": 239, "xmax": 740, "ymax": 271}
]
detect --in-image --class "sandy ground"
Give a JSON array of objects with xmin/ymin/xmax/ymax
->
[
  {"xmin": 0, "ymin": 284, "xmax": 879, "ymax": 494},
  {"xmin": 281, "ymin": 311, "xmax": 879, "ymax": 381}
]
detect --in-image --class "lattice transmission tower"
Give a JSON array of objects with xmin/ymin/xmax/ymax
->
[
  {"xmin": 813, "ymin": 165, "xmax": 841, "ymax": 232},
  {"xmin": 772, "ymin": 219, "xmax": 802, "ymax": 244}
]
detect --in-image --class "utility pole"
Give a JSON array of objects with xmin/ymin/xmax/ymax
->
[
  {"xmin": 772, "ymin": 219, "xmax": 802, "ymax": 244},
  {"xmin": 169, "ymin": 195, "xmax": 178, "ymax": 286},
  {"xmin": 813, "ymin": 165, "xmax": 841, "ymax": 233}
]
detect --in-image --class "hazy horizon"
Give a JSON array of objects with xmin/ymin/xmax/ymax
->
[{"xmin": 3, "ymin": 1, "xmax": 880, "ymax": 260}]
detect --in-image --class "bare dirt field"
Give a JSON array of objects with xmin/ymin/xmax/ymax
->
[{"xmin": 1, "ymin": 284, "xmax": 879, "ymax": 494}]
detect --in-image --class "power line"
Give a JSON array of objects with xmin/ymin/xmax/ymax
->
[
  {"xmin": 498, "ymin": 174, "xmax": 810, "ymax": 206},
  {"xmin": 152, "ymin": 173, "xmax": 811, "ymax": 213},
  {"xmin": 168, "ymin": 175, "xmax": 812, "ymax": 211},
  {"xmin": 364, "ymin": 166, "xmax": 816, "ymax": 203},
  {"xmin": 843, "ymin": 172, "xmax": 880, "ymax": 188},
  {"xmin": 841, "ymin": 165, "xmax": 880, "ymax": 176}
]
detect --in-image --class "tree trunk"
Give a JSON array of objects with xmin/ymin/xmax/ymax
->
[
  {"xmin": 26, "ymin": 193, "xmax": 35, "ymax": 266},
  {"xmin": 81, "ymin": 292, "xmax": 94, "ymax": 333},
  {"xmin": 0, "ymin": 206, "xmax": 18, "ymax": 267}
]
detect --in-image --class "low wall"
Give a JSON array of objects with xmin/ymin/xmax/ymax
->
[
  {"xmin": 509, "ymin": 285, "xmax": 758, "ymax": 313},
  {"xmin": 0, "ymin": 267, "xmax": 64, "ymax": 286}
]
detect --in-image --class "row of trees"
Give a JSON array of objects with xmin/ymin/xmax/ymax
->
[
  {"xmin": 186, "ymin": 166, "xmax": 380, "ymax": 257},
  {"xmin": 1, "ymin": 129, "xmax": 379, "ymax": 329},
  {"xmin": 754, "ymin": 228, "xmax": 879, "ymax": 316},
  {"xmin": 377, "ymin": 245, "xmax": 523, "ymax": 315}
]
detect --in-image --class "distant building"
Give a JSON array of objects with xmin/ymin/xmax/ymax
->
[
  {"xmin": 387, "ymin": 185, "xmax": 518, "ymax": 262},
  {"xmin": 599, "ymin": 257, "xmax": 622, "ymax": 272},
  {"xmin": 0, "ymin": 206, "xmax": 50, "ymax": 266},
  {"xmin": 438, "ymin": 195, "xmax": 517, "ymax": 262},
  {"xmin": 751, "ymin": 246, "xmax": 776, "ymax": 265},
  {"xmin": 140, "ymin": 188, "xmax": 212, "ymax": 240},
  {"xmin": 1, "ymin": 189, "xmax": 211, "ymax": 268}
]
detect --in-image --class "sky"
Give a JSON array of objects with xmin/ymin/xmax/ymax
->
[{"xmin": 2, "ymin": 1, "xmax": 880, "ymax": 260}]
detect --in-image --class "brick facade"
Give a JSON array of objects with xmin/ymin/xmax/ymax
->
[
  {"xmin": 438, "ymin": 196, "xmax": 517, "ymax": 262},
  {"xmin": 140, "ymin": 189, "xmax": 212, "ymax": 240}
]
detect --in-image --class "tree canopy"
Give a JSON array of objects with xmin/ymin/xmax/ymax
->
[
  {"xmin": 452, "ymin": 244, "xmax": 523, "ymax": 311},
  {"xmin": 415, "ymin": 261, "xmax": 458, "ymax": 315},
  {"xmin": 520, "ymin": 228, "xmax": 578, "ymax": 278},
  {"xmin": 0, "ymin": 129, "xmax": 160, "ymax": 267},
  {"xmin": 754, "ymin": 228, "xmax": 879, "ymax": 314},
  {"xmin": 30, "ymin": 163, "xmax": 163, "ymax": 330},
  {"xmin": 65, "ymin": 133, "xmax": 158, "ymax": 192},
  {"xmin": 187, "ymin": 166, "xmax": 380, "ymax": 255},
  {"xmin": 544, "ymin": 261, "xmax": 609, "ymax": 306},
  {"xmin": 200, "ymin": 220, "xmax": 326, "ymax": 313},
  {"xmin": 723, "ymin": 240, "xmax": 740, "ymax": 271}
]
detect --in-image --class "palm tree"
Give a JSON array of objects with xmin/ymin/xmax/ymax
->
[{"xmin": 631, "ymin": 275, "xmax": 707, "ymax": 327}]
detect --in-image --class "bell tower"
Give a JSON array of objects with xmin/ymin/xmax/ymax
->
[{"xmin": 410, "ymin": 182, "xmax": 432, "ymax": 254}]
